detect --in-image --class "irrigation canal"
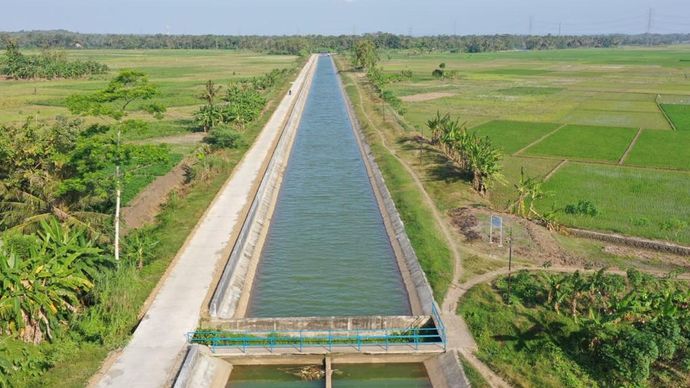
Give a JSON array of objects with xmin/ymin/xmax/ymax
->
[{"xmin": 247, "ymin": 55, "xmax": 411, "ymax": 318}]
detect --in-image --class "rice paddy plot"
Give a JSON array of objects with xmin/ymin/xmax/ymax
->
[
  {"xmin": 496, "ymin": 87, "xmax": 562, "ymax": 96},
  {"xmin": 470, "ymin": 120, "xmax": 561, "ymax": 154},
  {"xmin": 560, "ymin": 110, "xmax": 670, "ymax": 129},
  {"xmin": 537, "ymin": 163, "xmax": 690, "ymax": 244},
  {"xmin": 625, "ymin": 130, "xmax": 690, "ymax": 170},
  {"xmin": 660, "ymin": 104, "xmax": 690, "ymax": 130},
  {"xmin": 481, "ymin": 68, "xmax": 553, "ymax": 76},
  {"xmin": 491, "ymin": 155, "xmax": 563, "ymax": 210},
  {"xmin": 576, "ymin": 100, "xmax": 660, "ymax": 113},
  {"xmin": 524, "ymin": 124, "xmax": 637, "ymax": 162}
]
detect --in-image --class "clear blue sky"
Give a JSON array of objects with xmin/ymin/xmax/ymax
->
[{"xmin": 3, "ymin": 0, "xmax": 689, "ymax": 36}]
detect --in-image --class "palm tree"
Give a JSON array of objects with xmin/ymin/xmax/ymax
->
[
  {"xmin": 508, "ymin": 168, "xmax": 548, "ymax": 219},
  {"xmin": 0, "ymin": 180, "xmax": 107, "ymax": 239},
  {"xmin": 195, "ymin": 80, "xmax": 224, "ymax": 133},
  {"xmin": 465, "ymin": 136, "xmax": 503, "ymax": 195}
]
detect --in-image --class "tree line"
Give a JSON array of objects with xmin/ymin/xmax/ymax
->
[
  {"xmin": 1, "ymin": 40, "xmax": 108, "ymax": 79},
  {"xmin": 2, "ymin": 30, "xmax": 690, "ymax": 55}
]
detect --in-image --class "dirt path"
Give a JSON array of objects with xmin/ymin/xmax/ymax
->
[
  {"xmin": 130, "ymin": 132, "xmax": 205, "ymax": 145},
  {"xmin": 400, "ymin": 92, "xmax": 455, "ymax": 102},
  {"xmin": 121, "ymin": 162, "xmax": 186, "ymax": 230}
]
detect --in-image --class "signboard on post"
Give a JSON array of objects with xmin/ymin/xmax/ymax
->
[{"xmin": 489, "ymin": 215, "xmax": 503, "ymax": 247}]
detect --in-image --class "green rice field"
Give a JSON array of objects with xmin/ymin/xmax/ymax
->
[{"xmin": 380, "ymin": 46, "xmax": 690, "ymax": 243}]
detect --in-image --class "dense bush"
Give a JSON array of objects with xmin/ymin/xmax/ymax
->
[
  {"xmin": 1, "ymin": 41, "xmax": 107, "ymax": 79},
  {"xmin": 564, "ymin": 200, "xmax": 599, "ymax": 216},
  {"xmin": 475, "ymin": 270, "xmax": 690, "ymax": 387},
  {"xmin": 204, "ymin": 126, "xmax": 243, "ymax": 149}
]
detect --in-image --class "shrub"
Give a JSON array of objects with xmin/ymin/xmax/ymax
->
[
  {"xmin": 564, "ymin": 200, "xmax": 598, "ymax": 216},
  {"xmin": 204, "ymin": 126, "xmax": 243, "ymax": 149}
]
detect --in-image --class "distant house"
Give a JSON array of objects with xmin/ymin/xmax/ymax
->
[{"xmin": 74, "ymin": 43, "xmax": 83, "ymax": 49}]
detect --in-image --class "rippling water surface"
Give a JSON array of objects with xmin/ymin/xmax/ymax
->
[{"xmin": 247, "ymin": 55, "xmax": 410, "ymax": 317}]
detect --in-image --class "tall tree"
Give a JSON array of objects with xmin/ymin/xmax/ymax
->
[
  {"xmin": 352, "ymin": 39, "xmax": 379, "ymax": 70},
  {"xmin": 67, "ymin": 70, "xmax": 165, "ymax": 261}
]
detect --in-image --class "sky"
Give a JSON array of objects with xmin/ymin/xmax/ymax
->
[{"xmin": 2, "ymin": 0, "xmax": 689, "ymax": 36}]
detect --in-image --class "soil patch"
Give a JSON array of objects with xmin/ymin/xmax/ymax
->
[{"xmin": 122, "ymin": 162, "xmax": 186, "ymax": 230}]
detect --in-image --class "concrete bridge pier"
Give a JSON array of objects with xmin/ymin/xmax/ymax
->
[{"xmin": 324, "ymin": 356, "xmax": 332, "ymax": 388}]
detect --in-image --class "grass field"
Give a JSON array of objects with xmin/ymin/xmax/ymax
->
[
  {"xmin": 379, "ymin": 46, "xmax": 690, "ymax": 243},
  {"xmin": 0, "ymin": 49, "xmax": 298, "ymax": 203},
  {"xmin": 0, "ymin": 49, "xmax": 297, "ymax": 126}
]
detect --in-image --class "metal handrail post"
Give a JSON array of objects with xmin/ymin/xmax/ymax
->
[{"xmin": 299, "ymin": 330, "xmax": 303, "ymax": 352}]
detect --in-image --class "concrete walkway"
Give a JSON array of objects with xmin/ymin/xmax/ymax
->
[{"xmin": 96, "ymin": 55, "xmax": 317, "ymax": 388}]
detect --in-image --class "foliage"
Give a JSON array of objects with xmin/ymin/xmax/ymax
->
[
  {"xmin": 0, "ymin": 118, "xmax": 174, "ymax": 235},
  {"xmin": 0, "ymin": 220, "xmax": 108, "ymax": 344},
  {"xmin": 67, "ymin": 70, "xmax": 165, "ymax": 121},
  {"xmin": 366, "ymin": 66, "xmax": 406, "ymax": 115},
  {"xmin": 222, "ymin": 83, "xmax": 266, "ymax": 129},
  {"xmin": 193, "ymin": 80, "xmax": 223, "ymax": 132},
  {"xmin": 425, "ymin": 112, "xmax": 503, "ymax": 195},
  {"xmin": 508, "ymin": 167, "xmax": 549, "ymax": 219},
  {"xmin": 352, "ymin": 39, "xmax": 379, "ymax": 70},
  {"xmin": 4, "ymin": 30, "xmax": 689, "ymax": 54},
  {"xmin": 564, "ymin": 200, "xmax": 599, "ymax": 217},
  {"xmin": 204, "ymin": 126, "xmax": 244, "ymax": 149},
  {"xmin": 461, "ymin": 270, "xmax": 690, "ymax": 387},
  {"xmin": 193, "ymin": 69, "xmax": 287, "ymax": 133},
  {"xmin": 0, "ymin": 40, "xmax": 107, "ymax": 79}
]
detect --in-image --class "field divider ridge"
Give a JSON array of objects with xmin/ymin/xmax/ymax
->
[
  {"xmin": 618, "ymin": 128, "xmax": 643, "ymax": 165},
  {"xmin": 543, "ymin": 159, "xmax": 569, "ymax": 181},
  {"xmin": 656, "ymin": 94, "xmax": 677, "ymax": 131},
  {"xmin": 513, "ymin": 123, "xmax": 567, "ymax": 156}
]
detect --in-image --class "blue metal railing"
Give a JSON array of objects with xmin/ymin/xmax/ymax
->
[
  {"xmin": 187, "ymin": 323, "xmax": 446, "ymax": 353},
  {"xmin": 431, "ymin": 303, "xmax": 447, "ymax": 351}
]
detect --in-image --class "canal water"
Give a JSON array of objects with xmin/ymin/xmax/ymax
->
[
  {"xmin": 247, "ymin": 55, "xmax": 410, "ymax": 317},
  {"xmin": 229, "ymin": 364, "xmax": 432, "ymax": 388}
]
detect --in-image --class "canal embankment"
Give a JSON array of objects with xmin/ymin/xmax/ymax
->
[{"xmin": 95, "ymin": 54, "xmax": 318, "ymax": 388}]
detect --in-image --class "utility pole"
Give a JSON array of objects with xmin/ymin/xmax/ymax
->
[
  {"xmin": 558, "ymin": 22, "xmax": 562, "ymax": 36},
  {"xmin": 529, "ymin": 15, "xmax": 534, "ymax": 35},
  {"xmin": 646, "ymin": 8, "xmax": 654, "ymax": 46},
  {"xmin": 646, "ymin": 8, "xmax": 653, "ymax": 34},
  {"xmin": 114, "ymin": 128, "xmax": 122, "ymax": 262},
  {"xmin": 505, "ymin": 227, "xmax": 513, "ymax": 303},
  {"xmin": 453, "ymin": 20, "xmax": 457, "ymax": 36}
]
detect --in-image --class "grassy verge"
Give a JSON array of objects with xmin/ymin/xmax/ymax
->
[
  {"xmin": 336, "ymin": 58, "xmax": 453, "ymax": 301},
  {"xmin": 12, "ymin": 57, "xmax": 304, "ymax": 388},
  {"xmin": 458, "ymin": 352, "xmax": 490, "ymax": 388}
]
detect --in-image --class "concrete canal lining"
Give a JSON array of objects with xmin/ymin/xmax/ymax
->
[
  {"xmin": 208, "ymin": 54, "xmax": 432, "ymax": 320},
  {"xmin": 95, "ymin": 55, "xmax": 318, "ymax": 388}
]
